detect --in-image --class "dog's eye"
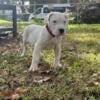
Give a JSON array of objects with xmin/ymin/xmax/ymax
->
[{"xmin": 53, "ymin": 20, "xmax": 57, "ymax": 23}]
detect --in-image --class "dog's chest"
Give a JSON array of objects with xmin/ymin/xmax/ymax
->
[{"xmin": 43, "ymin": 38, "xmax": 58, "ymax": 49}]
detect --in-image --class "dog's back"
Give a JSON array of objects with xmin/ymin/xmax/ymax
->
[
  {"xmin": 21, "ymin": 24, "xmax": 44, "ymax": 56},
  {"xmin": 23, "ymin": 24, "xmax": 43, "ymax": 45}
]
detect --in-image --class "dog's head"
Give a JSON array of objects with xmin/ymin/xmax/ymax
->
[{"xmin": 44, "ymin": 12, "xmax": 68, "ymax": 37}]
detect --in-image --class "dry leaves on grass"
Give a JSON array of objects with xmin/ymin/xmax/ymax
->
[
  {"xmin": 26, "ymin": 69, "xmax": 57, "ymax": 85},
  {"xmin": 87, "ymin": 72, "xmax": 100, "ymax": 87},
  {"xmin": 0, "ymin": 37, "xmax": 21, "ymax": 54},
  {"xmin": 0, "ymin": 87, "xmax": 28, "ymax": 99}
]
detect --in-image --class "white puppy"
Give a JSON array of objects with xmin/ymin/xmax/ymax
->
[{"xmin": 21, "ymin": 12, "xmax": 67, "ymax": 71}]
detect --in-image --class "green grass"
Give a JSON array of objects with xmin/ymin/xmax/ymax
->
[
  {"xmin": 0, "ymin": 19, "xmax": 10, "ymax": 24},
  {"xmin": 0, "ymin": 20, "xmax": 100, "ymax": 99},
  {"xmin": 68, "ymin": 24, "xmax": 100, "ymax": 33}
]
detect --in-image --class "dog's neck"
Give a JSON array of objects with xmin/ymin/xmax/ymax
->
[{"xmin": 46, "ymin": 25, "xmax": 55, "ymax": 38}]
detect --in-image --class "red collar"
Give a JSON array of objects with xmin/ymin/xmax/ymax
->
[{"xmin": 46, "ymin": 25, "xmax": 55, "ymax": 37}]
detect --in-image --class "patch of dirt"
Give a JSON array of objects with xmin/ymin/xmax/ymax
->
[{"xmin": 0, "ymin": 37, "xmax": 21, "ymax": 53}]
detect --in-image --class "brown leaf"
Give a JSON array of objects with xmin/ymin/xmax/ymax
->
[
  {"xmin": 11, "ymin": 93, "xmax": 20, "ymax": 100},
  {"xmin": 15, "ymin": 87, "xmax": 28, "ymax": 94},
  {"xmin": 0, "ymin": 90, "xmax": 14, "ymax": 97}
]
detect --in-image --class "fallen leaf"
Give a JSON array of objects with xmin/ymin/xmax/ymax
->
[
  {"xmin": 15, "ymin": 87, "xmax": 28, "ymax": 94},
  {"xmin": 11, "ymin": 93, "xmax": 19, "ymax": 100},
  {"xmin": 0, "ymin": 90, "xmax": 14, "ymax": 97},
  {"xmin": 93, "ymin": 82, "xmax": 99, "ymax": 86},
  {"xmin": 33, "ymin": 76, "xmax": 51, "ymax": 84}
]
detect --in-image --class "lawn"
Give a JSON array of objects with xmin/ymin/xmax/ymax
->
[{"xmin": 0, "ymin": 21, "xmax": 100, "ymax": 99}]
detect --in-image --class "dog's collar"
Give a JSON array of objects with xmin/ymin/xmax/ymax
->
[{"xmin": 46, "ymin": 25, "xmax": 55, "ymax": 37}]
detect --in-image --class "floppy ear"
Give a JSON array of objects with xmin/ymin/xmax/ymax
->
[{"xmin": 44, "ymin": 12, "xmax": 54, "ymax": 24}]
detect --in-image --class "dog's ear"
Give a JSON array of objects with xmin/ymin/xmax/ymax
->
[{"xmin": 44, "ymin": 12, "xmax": 53, "ymax": 24}]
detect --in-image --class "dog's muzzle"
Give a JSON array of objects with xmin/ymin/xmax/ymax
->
[{"xmin": 59, "ymin": 28, "xmax": 65, "ymax": 35}]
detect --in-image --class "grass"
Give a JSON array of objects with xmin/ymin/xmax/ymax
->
[
  {"xmin": 0, "ymin": 19, "xmax": 10, "ymax": 24},
  {"xmin": 0, "ymin": 20, "xmax": 100, "ymax": 99}
]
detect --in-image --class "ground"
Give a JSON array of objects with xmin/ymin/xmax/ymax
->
[{"xmin": 0, "ymin": 22, "xmax": 100, "ymax": 99}]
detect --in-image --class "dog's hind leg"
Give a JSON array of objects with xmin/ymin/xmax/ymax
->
[
  {"xmin": 21, "ymin": 39, "xmax": 26, "ymax": 57},
  {"xmin": 21, "ymin": 32, "xmax": 27, "ymax": 57}
]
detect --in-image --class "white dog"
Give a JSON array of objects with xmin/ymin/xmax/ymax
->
[{"xmin": 21, "ymin": 12, "xmax": 67, "ymax": 71}]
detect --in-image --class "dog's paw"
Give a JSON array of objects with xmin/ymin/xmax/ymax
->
[
  {"xmin": 20, "ymin": 53, "xmax": 24, "ymax": 57},
  {"xmin": 20, "ymin": 51, "xmax": 25, "ymax": 57},
  {"xmin": 58, "ymin": 63, "xmax": 62, "ymax": 67},
  {"xmin": 29, "ymin": 64, "xmax": 38, "ymax": 72}
]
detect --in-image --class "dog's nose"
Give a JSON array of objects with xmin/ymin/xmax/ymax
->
[{"xmin": 59, "ymin": 28, "xmax": 64, "ymax": 34}]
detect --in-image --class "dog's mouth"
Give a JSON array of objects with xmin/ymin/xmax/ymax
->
[
  {"xmin": 56, "ymin": 33, "xmax": 64, "ymax": 37},
  {"xmin": 59, "ymin": 31, "xmax": 65, "ymax": 36},
  {"xmin": 60, "ymin": 32, "xmax": 64, "ymax": 35}
]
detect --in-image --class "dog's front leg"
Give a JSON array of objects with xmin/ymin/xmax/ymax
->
[
  {"xmin": 29, "ymin": 41, "xmax": 42, "ymax": 72},
  {"xmin": 53, "ymin": 42, "xmax": 62, "ymax": 68}
]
